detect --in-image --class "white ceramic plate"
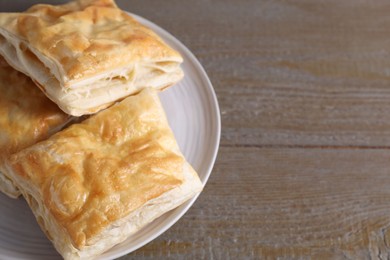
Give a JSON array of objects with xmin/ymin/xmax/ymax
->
[{"xmin": 0, "ymin": 14, "xmax": 220, "ymax": 260}]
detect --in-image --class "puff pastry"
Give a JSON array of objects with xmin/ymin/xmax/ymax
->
[
  {"xmin": 6, "ymin": 88, "xmax": 202, "ymax": 259},
  {"xmin": 0, "ymin": 57, "xmax": 71, "ymax": 198},
  {"xmin": 0, "ymin": 0, "xmax": 183, "ymax": 116}
]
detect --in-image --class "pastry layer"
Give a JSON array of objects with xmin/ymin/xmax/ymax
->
[
  {"xmin": 0, "ymin": 0, "xmax": 183, "ymax": 116},
  {"xmin": 6, "ymin": 89, "xmax": 202, "ymax": 259},
  {"xmin": 0, "ymin": 57, "xmax": 72, "ymax": 198}
]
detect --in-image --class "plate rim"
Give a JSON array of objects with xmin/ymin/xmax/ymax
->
[{"xmin": 99, "ymin": 13, "xmax": 221, "ymax": 259}]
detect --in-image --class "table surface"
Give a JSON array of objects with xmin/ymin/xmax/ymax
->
[
  {"xmin": 117, "ymin": 1, "xmax": 390, "ymax": 259},
  {"xmin": 4, "ymin": 0, "xmax": 390, "ymax": 259}
]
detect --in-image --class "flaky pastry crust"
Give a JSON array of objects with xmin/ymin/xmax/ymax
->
[
  {"xmin": 0, "ymin": 57, "xmax": 71, "ymax": 198},
  {"xmin": 6, "ymin": 89, "xmax": 202, "ymax": 259},
  {"xmin": 0, "ymin": 0, "xmax": 184, "ymax": 116}
]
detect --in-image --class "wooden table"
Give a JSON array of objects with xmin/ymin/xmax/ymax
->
[
  {"xmin": 118, "ymin": 1, "xmax": 390, "ymax": 259},
  {"xmin": 4, "ymin": 0, "xmax": 390, "ymax": 259}
]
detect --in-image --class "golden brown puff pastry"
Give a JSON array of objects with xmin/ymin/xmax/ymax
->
[
  {"xmin": 0, "ymin": 0, "xmax": 183, "ymax": 116},
  {"xmin": 0, "ymin": 57, "xmax": 72, "ymax": 198},
  {"xmin": 6, "ymin": 88, "xmax": 203, "ymax": 259}
]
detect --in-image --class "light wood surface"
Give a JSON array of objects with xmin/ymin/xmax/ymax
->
[{"xmin": 116, "ymin": 0, "xmax": 390, "ymax": 259}]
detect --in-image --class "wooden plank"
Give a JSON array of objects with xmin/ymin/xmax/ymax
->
[
  {"xmin": 121, "ymin": 147, "xmax": 390, "ymax": 259},
  {"xmin": 116, "ymin": 1, "xmax": 390, "ymax": 259},
  {"xmin": 123, "ymin": 0, "xmax": 390, "ymax": 147}
]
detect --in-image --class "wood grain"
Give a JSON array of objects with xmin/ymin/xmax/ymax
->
[
  {"xmin": 120, "ymin": 0, "xmax": 390, "ymax": 148},
  {"xmin": 122, "ymin": 147, "xmax": 390, "ymax": 259},
  {"xmin": 117, "ymin": 0, "xmax": 390, "ymax": 259}
]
